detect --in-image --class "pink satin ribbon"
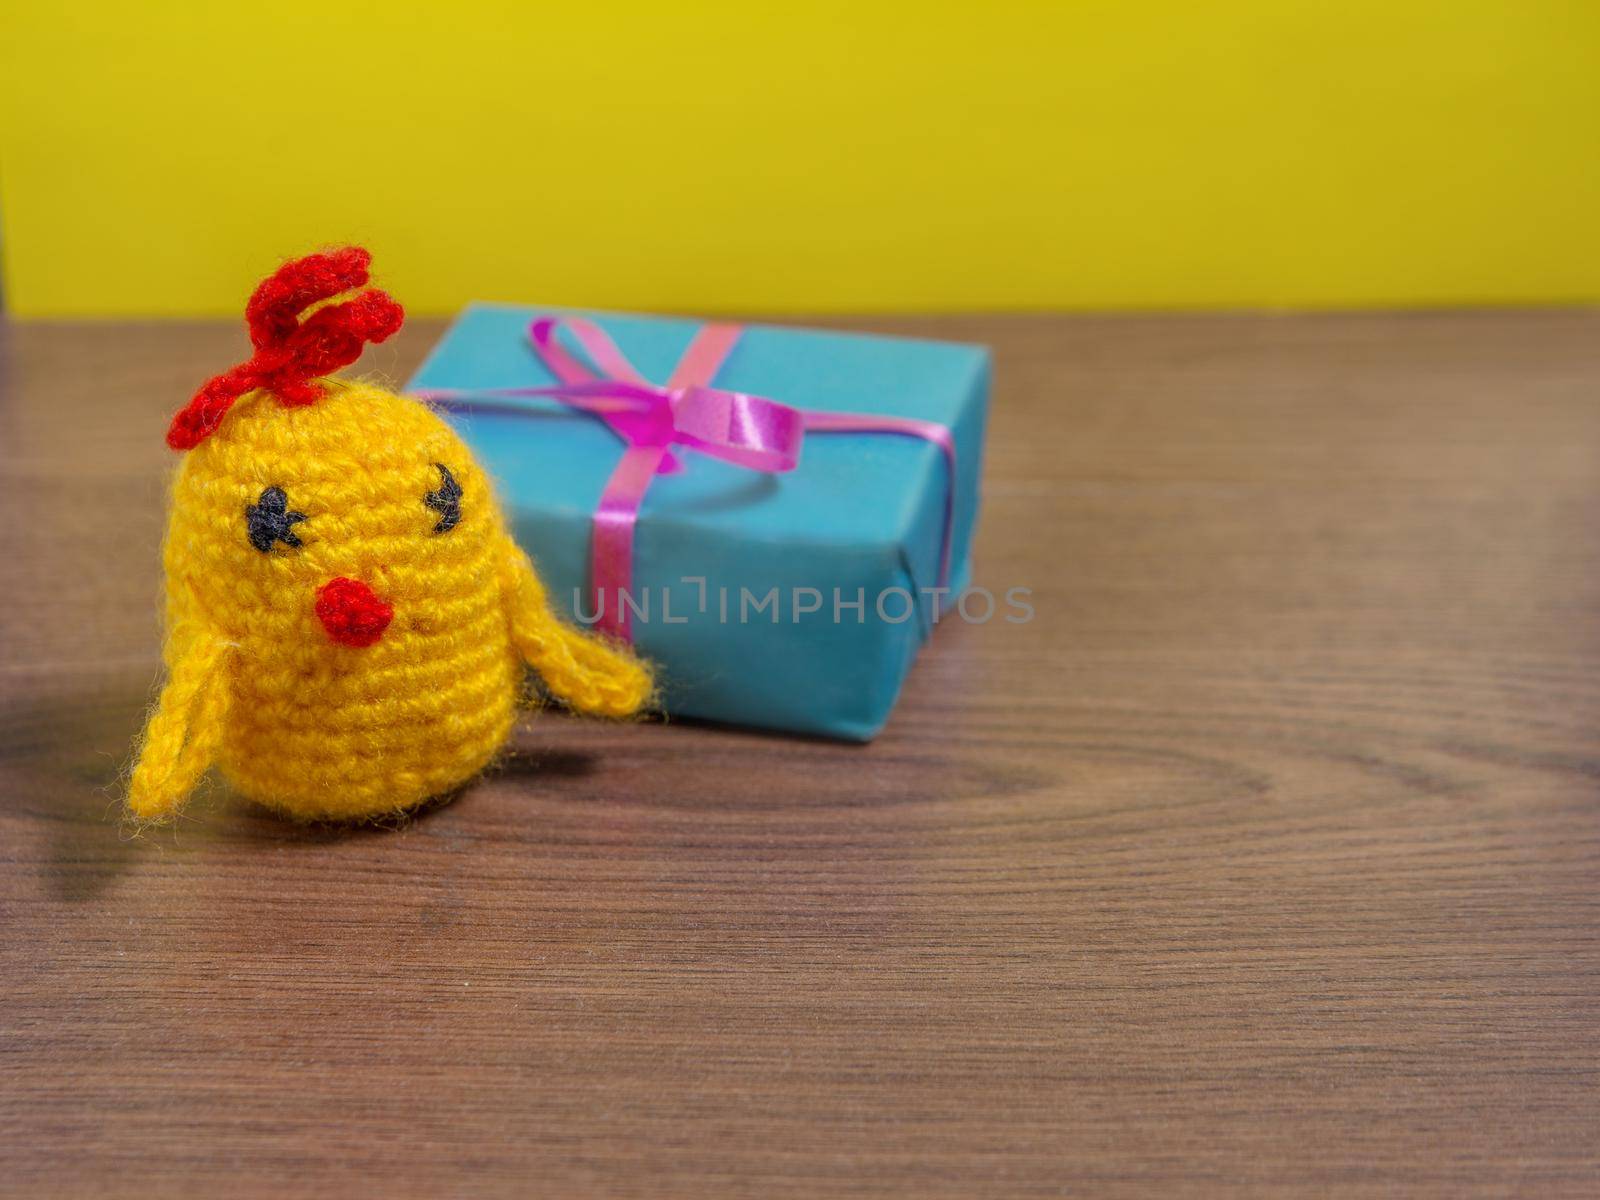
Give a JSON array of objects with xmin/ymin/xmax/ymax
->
[{"xmin": 419, "ymin": 316, "xmax": 957, "ymax": 642}]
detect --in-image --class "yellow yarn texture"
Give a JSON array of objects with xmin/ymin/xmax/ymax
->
[{"xmin": 128, "ymin": 380, "xmax": 653, "ymax": 823}]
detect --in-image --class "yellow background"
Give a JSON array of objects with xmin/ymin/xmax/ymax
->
[{"xmin": 1, "ymin": 1, "xmax": 1596, "ymax": 316}]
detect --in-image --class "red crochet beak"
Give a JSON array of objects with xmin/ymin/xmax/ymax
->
[{"xmin": 315, "ymin": 577, "xmax": 393, "ymax": 647}]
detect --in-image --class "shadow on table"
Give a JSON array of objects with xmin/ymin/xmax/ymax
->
[
  {"xmin": 0, "ymin": 677, "xmax": 152, "ymax": 902},
  {"xmin": 0, "ymin": 674, "xmax": 617, "ymax": 904}
]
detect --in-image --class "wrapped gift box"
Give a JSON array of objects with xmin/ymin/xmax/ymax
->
[{"xmin": 408, "ymin": 304, "xmax": 990, "ymax": 740}]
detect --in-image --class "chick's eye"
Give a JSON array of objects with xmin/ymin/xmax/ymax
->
[
  {"xmin": 246, "ymin": 486, "xmax": 306, "ymax": 553},
  {"xmin": 424, "ymin": 463, "xmax": 462, "ymax": 534}
]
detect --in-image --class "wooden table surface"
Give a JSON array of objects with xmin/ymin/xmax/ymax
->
[{"xmin": 2, "ymin": 311, "xmax": 1597, "ymax": 1197}]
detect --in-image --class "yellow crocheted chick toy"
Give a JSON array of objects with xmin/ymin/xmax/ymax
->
[{"xmin": 128, "ymin": 248, "xmax": 652, "ymax": 823}]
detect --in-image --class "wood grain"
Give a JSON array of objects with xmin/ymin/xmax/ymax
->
[{"xmin": 2, "ymin": 310, "xmax": 1598, "ymax": 1197}]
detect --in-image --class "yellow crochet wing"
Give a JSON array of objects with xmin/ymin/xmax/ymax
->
[
  {"xmin": 502, "ymin": 546, "xmax": 653, "ymax": 719},
  {"xmin": 127, "ymin": 629, "xmax": 232, "ymax": 822}
]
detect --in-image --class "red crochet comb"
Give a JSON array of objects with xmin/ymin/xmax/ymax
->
[{"xmin": 167, "ymin": 247, "xmax": 405, "ymax": 450}]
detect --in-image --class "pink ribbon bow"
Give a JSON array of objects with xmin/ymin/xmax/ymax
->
[{"xmin": 420, "ymin": 316, "xmax": 957, "ymax": 642}]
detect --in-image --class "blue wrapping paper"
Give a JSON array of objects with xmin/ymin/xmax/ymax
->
[{"xmin": 408, "ymin": 304, "xmax": 990, "ymax": 740}]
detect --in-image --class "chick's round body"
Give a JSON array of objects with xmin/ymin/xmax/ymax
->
[{"xmin": 164, "ymin": 382, "xmax": 523, "ymax": 819}]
